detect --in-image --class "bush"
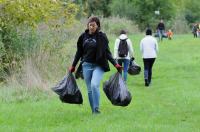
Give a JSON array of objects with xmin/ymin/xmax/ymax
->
[
  {"xmin": 101, "ymin": 16, "xmax": 140, "ymax": 35},
  {"xmin": 2, "ymin": 20, "xmax": 85, "ymax": 86},
  {"xmin": 0, "ymin": 0, "xmax": 79, "ymax": 82},
  {"xmin": 0, "ymin": 36, "xmax": 7, "ymax": 81},
  {"xmin": 0, "ymin": 27, "xmax": 39, "ymax": 81},
  {"xmin": 171, "ymin": 14, "xmax": 190, "ymax": 34}
]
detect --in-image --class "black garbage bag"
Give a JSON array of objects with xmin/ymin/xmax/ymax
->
[
  {"xmin": 162, "ymin": 33, "xmax": 168, "ymax": 38},
  {"xmin": 52, "ymin": 72, "xmax": 83, "ymax": 104},
  {"xmin": 128, "ymin": 60, "xmax": 141, "ymax": 75},
  {"xmin": 154, "ymin": 32, "xmax": 167, "ymax": 38},
  {"xmin": 154, "ymin": 33, "xmax": 159, "ymax": 37},
  {"xmin": 103, "ymin": 72, "xmax": 132, "ymax": 106}
]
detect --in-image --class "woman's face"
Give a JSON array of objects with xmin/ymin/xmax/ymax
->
[{"xmin": 88, "ymin": 21, "xmax": 98, "ymax": 34}]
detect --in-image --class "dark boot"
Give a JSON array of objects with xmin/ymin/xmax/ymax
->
[
  {"xmin": 93, "ymin": 107, "xmax": 100, "ymax": 114},
  {"xmin": 145, "ymin": 79, "xmax": 149, "ymax": 87}
]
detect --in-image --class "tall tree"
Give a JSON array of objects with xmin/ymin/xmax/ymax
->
[
  {"xmin": 134, "ymin": 0, "xmax": 175, "ymax": 30},
  {"xmin": 184, "ymin": 0, "xmax": 200, "ymax": 23},
  {"xmin": 74, "ymin": 0, "xmax": 111, "ymax": 17},
  {"xmin": 88, "ymin": 0, "xmax": 111, "ymax": 17},
  {"xmin": 110, "ymin": 0, "xmax": 138, "ymax": 21}
]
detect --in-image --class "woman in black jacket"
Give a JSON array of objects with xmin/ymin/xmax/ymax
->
[{"xmin": 69, "ymin": 16, "xmax": 122, "ymax": 114}]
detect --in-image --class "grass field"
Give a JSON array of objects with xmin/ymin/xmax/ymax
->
[{"xmin": 0, "ymin": 34, "xmax": 200, "ymax": 132}]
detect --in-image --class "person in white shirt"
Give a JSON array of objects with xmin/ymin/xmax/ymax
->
[
  {"xmin": 114, "ymin": 30, "xmax": 134, "ymax": 81},
  {"xmin": 140, "ymin": 28, "xmax": 158, "ymax": 86}
]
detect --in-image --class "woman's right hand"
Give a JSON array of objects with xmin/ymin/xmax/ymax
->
[
  {"xmin": 115, "ymin": 64, "xmax": 122, "ymax": 72},
  {"xmin": 69, "ymin": 66, "xmax": 75, "ymax": 73}
]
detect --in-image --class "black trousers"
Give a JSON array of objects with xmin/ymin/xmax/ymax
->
[
  {"xmin": 193, "ymin": 32, "xmax": 197, "ymax": 38},
  {"xmin": 143, "ymin": 58, "xmax": 156, "ymax": 83}
]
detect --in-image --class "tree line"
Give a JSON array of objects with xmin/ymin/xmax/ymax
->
[{"xmin": 75, "ymin": 0, "xmax": 200, "ymax": 29}]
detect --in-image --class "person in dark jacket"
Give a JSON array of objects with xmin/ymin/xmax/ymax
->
[
  {"xmin": 192, "ymin": 23, "xmax": 198, "ymax": 38},
  {"xmin": 156, "ymin": 19, "xmax": 165, "ymax": 41},
  {"xmin": 69, "ymin": 16, "xmax": 122, "ymax": 114}
]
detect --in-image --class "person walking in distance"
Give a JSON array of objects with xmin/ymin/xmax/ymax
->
[
  {"xmin": 156, "ymin": 19, "xmax": 165, "ymax": 41},
  {"xmin": 114, "ymin": 30, "xmax": 134, "ymax": 82},
  {"xmin": 140, "ymin": 29, "xmax": 158, "ymax": 87},
  {"xmin": 68, "ymin": 16, "xmax": 122, "ymax": 114},
  {"xmin": 192, "ymin": 23, "xmax": 198, "ymax": 38}
]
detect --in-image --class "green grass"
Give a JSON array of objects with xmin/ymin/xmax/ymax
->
[{"xmin": 1, "ymin": 34, "xmax": 200, "ymax": 132}]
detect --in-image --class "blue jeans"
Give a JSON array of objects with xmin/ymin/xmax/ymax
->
[
  {"xmin": 82, "ymin": 62, "xmax": 104, "ymax": 112},
  {"xmin": 117, "ymin": 59, "xmax": 130, "ymax": 81},
  {"xmin": 158, "ymin": 29, "xmax": 165, "ymax": 41}
]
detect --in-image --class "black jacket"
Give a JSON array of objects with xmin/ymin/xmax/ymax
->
[
  {"xmin": 157, "ymin": 22, "xmax": 165, "ymax": 30},
  {"xmin": 72, "ymin": 30, "xmax": 117, "ymax": 72}
]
